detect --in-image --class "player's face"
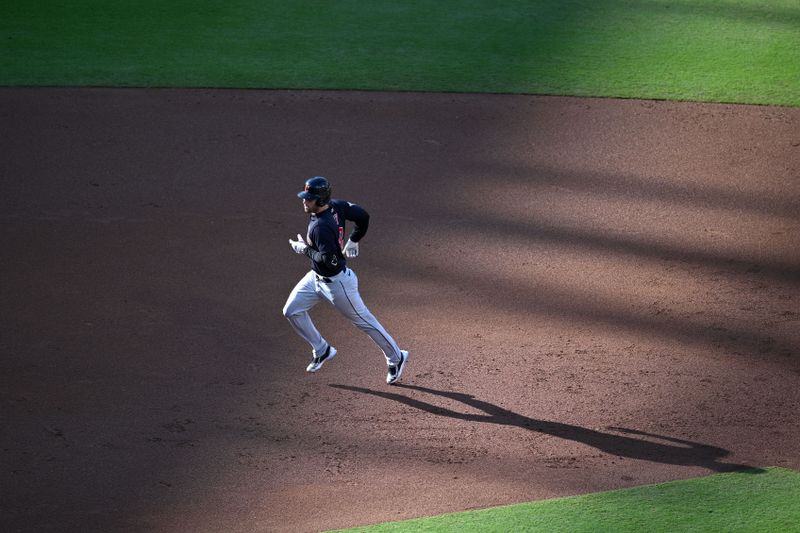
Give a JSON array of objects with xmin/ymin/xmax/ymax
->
[{"xmin": 302, "ymin": 198, "xmax": 319, "ymax": 213}]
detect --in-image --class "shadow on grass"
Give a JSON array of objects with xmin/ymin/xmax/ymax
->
[{"xmin": 331, "ymin": 383, "xmax": 764, "ymax": 474}]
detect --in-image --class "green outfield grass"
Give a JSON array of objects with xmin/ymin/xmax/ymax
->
[
  {"xmin": 2, "ymin": 2, "xmax": 798, "ymax": 531},
  {"xmin": 1, "ymin": 0, "xmax": 798, "ymax": 106},
  {"xmin": 332, "ymin": 468, "xmax": 800, "ymax": 532}
]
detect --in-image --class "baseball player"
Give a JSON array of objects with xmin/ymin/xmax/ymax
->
[{"xmin": 282, "ymin": 176, "xmax": 409, "ymax": 385}]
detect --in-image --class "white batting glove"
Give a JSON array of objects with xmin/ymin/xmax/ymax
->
[
  {"xmin": 343, "ymin": 239, "xmax": 359, "ymax": 258},
  {"xmin": 289, "ymin": 234, "xmax": 308, "ymax": 254}
]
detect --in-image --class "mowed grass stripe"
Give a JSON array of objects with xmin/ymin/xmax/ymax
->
[
  {"xmin": 332, "ymin": 468, "xmax": 800, "ymax": 532},
  {"xmin": 1, "ymin": 0, "xmax": 798, "ymax": 106}
]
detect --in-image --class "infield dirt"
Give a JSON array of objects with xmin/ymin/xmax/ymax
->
[{"xmin": 1, "ymin": 88, "xmax": 799, "ymax": 532}]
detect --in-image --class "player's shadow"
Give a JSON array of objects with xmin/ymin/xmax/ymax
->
[{"xmin": 330, "ymin": 383, "xmax": 763, "ymax": 474}]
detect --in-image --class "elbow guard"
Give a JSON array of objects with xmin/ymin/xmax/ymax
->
[
  {"xmin": 307, "ymin": 248, "xmax": 341, "ymax": 270},
  {"xmin": 323, "ymin": 252, "xmax": 341, "ymax": 270}
]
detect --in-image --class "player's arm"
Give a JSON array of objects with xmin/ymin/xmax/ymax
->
[
  {"xmin": 344, "ymin": 202, "xmax": 370, "ymax": 242},
  {"xmin": 342, "ymin": 202, "xmax": 369, "ymax": 258},
  {"xmin": 304, "ymin": 225, "xmax": 342, "ymax": 271}
]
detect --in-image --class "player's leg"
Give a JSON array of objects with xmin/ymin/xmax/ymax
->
[
  {"xmin": 282, "ymin": 271, "xmax": 329, "ymax": 355},
  {"xmin": 325, "ymin": 268, "xmax": 403, "ymax": 366}
]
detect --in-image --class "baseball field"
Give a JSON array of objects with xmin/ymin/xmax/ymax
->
[{"xmin": 2, "ymin": 1, "xmax": 799, "ymax": 532}]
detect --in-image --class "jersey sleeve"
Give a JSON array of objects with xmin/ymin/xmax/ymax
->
[
  {"xmin": 343, "ymin": 202, "xmax": 370, "ymax": 242},
  {"xmin": 305, "ymin": 222, "xmax": 343, "ymax": 271},
  {"xmin": 314, "ymin": 222, "xmax": 341, "ymax": 255}
]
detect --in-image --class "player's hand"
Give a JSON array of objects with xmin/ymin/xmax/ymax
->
[
  {"xmin": 289, "ymin": 234, "xmax": 308, "ymax": 254},
  {"xmin": 343, "ymin": 239, "xmax": 359, "ymax": 258}
]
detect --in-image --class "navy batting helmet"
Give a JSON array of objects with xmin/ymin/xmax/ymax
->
[{"xmin": 297, "ymin": 176, "xmax": 331, "ymax": 205}]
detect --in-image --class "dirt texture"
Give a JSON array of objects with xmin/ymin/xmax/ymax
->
[{"xmin": 1, "ymin": 88, "xmax": 799, "ymax": 532}]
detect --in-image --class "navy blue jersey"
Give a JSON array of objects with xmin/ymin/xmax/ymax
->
[{"xmin": 305, "ymin": 199, "xmax": 370, "ymax": 277}]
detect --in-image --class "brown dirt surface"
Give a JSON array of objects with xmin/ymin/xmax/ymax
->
[{"xmin": 1, "ymin": 88, "xmax": 799, "ymax": 533}]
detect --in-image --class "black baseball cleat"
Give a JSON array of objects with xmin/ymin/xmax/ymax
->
[
  {"xmin": 386, "ymin": 350, "xmax": 409, "ymax": 385},
  {"xmin": 306, "ymin": 345, "xmax": 337, "ymax": 372}
]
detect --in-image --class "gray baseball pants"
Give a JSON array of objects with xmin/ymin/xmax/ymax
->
[{"xmin": 283, "ymin": 268, "xmax": 402, "ymax": 365}]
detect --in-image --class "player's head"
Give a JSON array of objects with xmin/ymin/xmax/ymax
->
[{"xmin": 297, "ymin": 176, "xmax": 331, "ymax": 207}]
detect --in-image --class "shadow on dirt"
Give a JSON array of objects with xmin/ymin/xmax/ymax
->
[{"xmin": 331, "ymin": 383, "xmax": 764, "ymax": 474}]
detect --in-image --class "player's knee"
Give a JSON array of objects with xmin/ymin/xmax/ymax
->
[{"xmin": 282, "ymin": 302, "xmax": 296, "ymax": 319}]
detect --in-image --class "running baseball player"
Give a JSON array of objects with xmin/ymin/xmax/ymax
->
[{"xmin": 283, "ymin": 176, "xmax": 409, "ymax": 385}]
